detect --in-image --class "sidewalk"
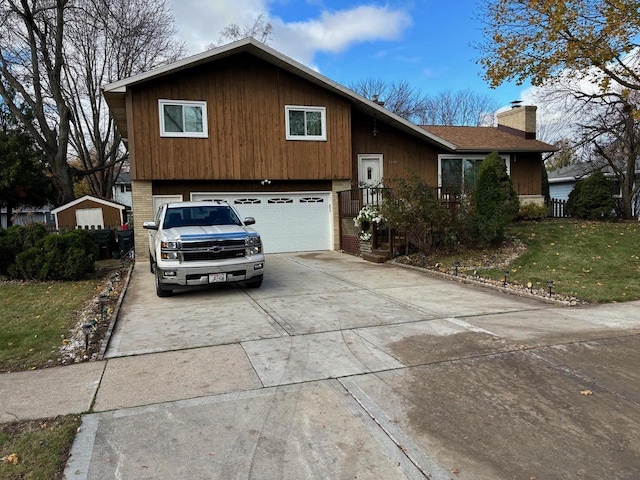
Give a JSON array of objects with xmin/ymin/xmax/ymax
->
[{"xmin": 0, "ymin": 362, "xmax": 105, "ymax": 423}]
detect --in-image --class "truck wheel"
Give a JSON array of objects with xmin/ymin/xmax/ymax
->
[
  {"xmin": 149, "ymin": 253, "xmax": 155, "ymax": 274},
  {"xmin": 155, "ymin": 272, "xmax": 173, "ymax": 297},
  {"xmin": 245, "ymin": 275, "xmax": 263, "ymax": 289}
]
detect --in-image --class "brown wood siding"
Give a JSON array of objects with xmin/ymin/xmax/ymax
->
[
  {"xmin": 351, "ymin": 111, "xmax": 439, "ymax": 187},
  {"xmin": 152, "ymin": 180, "xmax": 333, "ymax": 200},
  {"xmin": 351, "ymin": 111, "xmax": 542, "ymax": 195},
  {"xmin": 129, "ymin": 54, "xmax": 351, "ymax": 182},
  {"xmin": 510, "ymin": 153, "xmax": 543, "ymax": 195},
  {"xmin": 56, "ymin": 200, "xmax": 123, "ymax": 229}
]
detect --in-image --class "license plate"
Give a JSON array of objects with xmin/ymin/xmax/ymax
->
[{"xmin": 208, "ymin": 273, "xmax": 227, "ymax": 283}]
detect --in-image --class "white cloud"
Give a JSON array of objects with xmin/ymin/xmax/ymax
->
[
  {"xmin": 170, "ymin": 0, "xmax": 270, "ymax": 52},
  {"xmin": 169, "ymin": 1, "xmax": 412, "ymax": 66}
]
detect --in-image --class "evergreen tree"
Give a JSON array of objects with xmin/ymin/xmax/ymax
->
[
  {"xmin": 566, "ymin": 171, "xmax": 616, "ymax": 220},
  {"xmin": 0, "ymin": 123, "xmax": 53, "ymax": 227},
  {"xmin": 471, "ymin": 152, "xmax": 519, "ymax": 245}
]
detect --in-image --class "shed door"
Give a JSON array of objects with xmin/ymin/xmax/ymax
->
[{"xmin": 76, "ymin": 208, "xmax": 104, "ymax": 229}]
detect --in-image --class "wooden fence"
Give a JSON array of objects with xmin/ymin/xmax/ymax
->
[{"xmin": 548, "ymin": 198, "xmax": 570, "ymax": 218}]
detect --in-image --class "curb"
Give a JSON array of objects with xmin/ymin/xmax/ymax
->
[
  {"xmin": 389, "ymin": 260, "xmax": 579, "ymax": 307},
  {"xmin": 98, "ymin": 264, "xmax": 133, "ymax": 360}
]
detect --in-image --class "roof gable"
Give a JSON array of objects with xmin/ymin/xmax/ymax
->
[
  {"xmin": 102, "ymin": 38, "xmax": 456, "ymax": 150},
  {"xmin": 103, "ymin": 38, "xmax": 557, "ymax": 154},
  {"xmin": 51, "ymin": 195, "xmax": 126, "ymax": 214}
]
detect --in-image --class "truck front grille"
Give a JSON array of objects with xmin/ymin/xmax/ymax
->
[
  {"xmin": 186, "ymin": 239, "xmax": 246, "ymax": 249},
  {"xmin": 182, "ymin": 250, "xmax": 245, "ymax": 261}
]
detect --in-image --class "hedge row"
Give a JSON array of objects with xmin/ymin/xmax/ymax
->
[{"xmin": 0, "ymin": 224, "xmax": 98, "ymax": 281}]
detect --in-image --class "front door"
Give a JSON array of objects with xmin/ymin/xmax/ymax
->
[{"xmin": 358, "ymin": 154, "xmax": 383, "ymax": 204}]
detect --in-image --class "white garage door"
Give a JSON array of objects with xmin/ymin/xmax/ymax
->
[{"xmin": 191, "ymin": 192, "xmax": 332, "ymax": 253}]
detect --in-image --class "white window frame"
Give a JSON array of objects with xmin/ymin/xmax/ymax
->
[
  {"xmin": 438, "ymin": 154, "xmax": 511, "ymax": 193},
  {"xmin": 159, "ymin": 99, "xmax": 208, "ymax": 138},
  {"xmin": 285, "ymin": 105, "xmax": 327, "ymax": 141}
]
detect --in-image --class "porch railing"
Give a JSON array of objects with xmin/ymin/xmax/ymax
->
[{"xmin": 337, "ymin": 187, "xmax": 461, "ymax": 255}]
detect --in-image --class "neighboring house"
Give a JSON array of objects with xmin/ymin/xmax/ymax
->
[
  {"xmin": 548, "ymin": 163, "xmax": 640, "ymax": 217},
  {"xmin": 112, "ymin": 170, "xmax": 132, "ymax": 208},
  {"xmin": 102, "ymin": 38, "xmax": 556, "ymax": 256},
  {"xmin": 1, "ymin": 206, "xmax": 54, "ymax": 229},
  {"xmin": 547, "ymin": 163, "xmax": 594, "ymax": 201},
  {"xmin": 51, "ymin": 195, "xmax": 127, "ymax": 231}
]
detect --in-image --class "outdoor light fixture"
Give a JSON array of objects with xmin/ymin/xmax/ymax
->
[
  {"xmin": 503, "ymin": 269, "xmax": 509, "ymax": 286},
  {"xmin": 260, "ymin": 179, "xmax": 271, "ymax": 186},
  {"xmin": 82, "ymin": 321, "xmax": 97, "ymax": 350},
  {"xmin": 372, "ymin": 118, "xmax": 378, "ymax": 137},
  {"xmin": 99, "ymin": 294, "xmax": 109, "ymax": 322},
  {"xmin": 454, "ymin": 261, "xmax": 460, "ymax": 276},
  {"xmin": 547, "ymin": 280, "xmax": 554, "ymax": 297}
]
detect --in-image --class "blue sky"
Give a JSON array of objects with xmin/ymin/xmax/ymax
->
[{"xmin": 168, "ymin": 0, "xmax": 534, "ymax": 109}]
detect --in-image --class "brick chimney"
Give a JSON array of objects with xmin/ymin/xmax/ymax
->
[{"xmin": 497, "ymin": 104, "xmax": 537, "ymax": 139}]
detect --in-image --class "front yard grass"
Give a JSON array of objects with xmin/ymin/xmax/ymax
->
[
  {"xmin": 0, "ymin": 260, "xmax": 124, "ymax": 480},
  {"xmin": 0, "ymin": 280, "xmax": 101, "ymax": 373},
  {"xmin": 427, "ymin": 219, "xmax": 640, "ymax": 303},
  {"xmin": 496, "ymin": 220, "xmax": 640, "ymax": 303},
  {"xmin": 0, "ymin": 415, "xmax": 80, "ymax": 480}
]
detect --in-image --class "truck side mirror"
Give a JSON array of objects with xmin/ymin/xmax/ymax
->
[
  {"xmin": 244, "ymin": 217, "xmax": 256, "ymax": 226},
  {"xmin": 143, "ymin": 221, "xmax": 158, "ymax": 231}
]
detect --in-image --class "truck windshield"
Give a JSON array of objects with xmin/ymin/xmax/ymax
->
[{"xmin": 163, "ymin": 206, "xmax": 242, "ymax": 228}]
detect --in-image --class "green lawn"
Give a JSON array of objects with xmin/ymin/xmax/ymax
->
[
  {"xmin": 0, "ymin": 279, "xmax": 102, "ymax": 373},
  {"xmin": 0, "ymin": 415, "xmax": 80, "ymax": 480},
  {"xmin": 481, "ymin": 220, "xmax": 640, "ymax": 303}
]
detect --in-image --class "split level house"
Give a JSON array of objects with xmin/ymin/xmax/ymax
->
[{"xmin": 102, "ymin": 38, "xmax": 556, "ymax": 256}]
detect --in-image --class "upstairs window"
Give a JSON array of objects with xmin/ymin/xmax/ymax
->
[
  {"xmin": 159, "ymin": 100, "xmax": 208, "ymax": 138},
  {"xmin": 285, "ymin": 105, "xmax": 326, "ymax": 141}
]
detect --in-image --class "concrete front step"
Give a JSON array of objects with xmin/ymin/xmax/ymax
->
[{"xmin": 362, "ymin": 252, "xmax": 387, "ymax": 263}]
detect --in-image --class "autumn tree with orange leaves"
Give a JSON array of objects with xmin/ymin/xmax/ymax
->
[
  {"xmin": 477, "ymin": 0, "xmax": 640, "ymax": 219},
  {"xmin": 477, "ymin": 0, "xmax": 640, "ymax": 91}
]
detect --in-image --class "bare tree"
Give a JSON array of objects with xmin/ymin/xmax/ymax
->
[
  {"xmin": 64, "ymin": 0, "xmax": 184, "ymax": 199},
  {"xmin": 348, "ymin": 78, "xmax": 428, "ymax": 123},
  {"xmin": 350, "ymin": 79, "xmax": 498, "ymax": 126},
  {"xmin": 533, "ymin": 77, "xmax": 640, "ymax": 218},
  {"xmin": 0, "ymin": 0, "xmax": 183, "ymax": 205},
  {"xmin": 578, "ymin": 91, "xmax": 640, "ymax": 219},
  {"xmin": 212, "ymin": 13, "xmax": 273, "ymax": 48},
  {"xmin": 546, "ymin": 139, "xmax": 579, "ymax": 172},
  {"xmin": 0, "ymin": 0, "xmax": 75, "ymax": 204},
  {"xmin": 420, "ymin": 89, "xmax": 498, "ymax": 126}
]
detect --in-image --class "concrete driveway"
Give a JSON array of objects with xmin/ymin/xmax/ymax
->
[{"xmin": 66, "ymin": 252, "xmax": 640, "ymax": 479}]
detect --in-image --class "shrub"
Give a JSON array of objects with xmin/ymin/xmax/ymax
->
[
  {"xmin": 0, "ymin": 224, "xmax": 48, "ymax": 275},
  {"xmin": 9, "ymin": 230, "xmax": 99, "ymax": 281},
  {"xmin": 517, "ymin": 203, "xmax": 548, "ymax": 221},
  {"xmin": 380, "ymin": 174, "xmax": 452, "ymax": 254},
  {"xmin": 566, "ymin": 171, "xmax": 616, "ymax": 220},
  {"xmin": 470, "ymin": 152, "xmax": 519, "ymax": 245}
]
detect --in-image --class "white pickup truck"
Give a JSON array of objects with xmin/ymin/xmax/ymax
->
[{"xmin": 143, "ymin": 201, "xmax": 265, "ymax": 297}]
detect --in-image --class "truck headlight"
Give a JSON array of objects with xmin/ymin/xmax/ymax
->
[
  {"xmin": 161, "ymin": 241, "xmax": 178, "ymax": 249},
  {"xmin": 245, "ymin": 236, "xmax": 260, "ymax": 246},
  {"xmin": 245, "ymin": 235, "xmax": 262, "ymax": 255},
  {"xmin": 161, "ymin": 251, "xmax": 179, "ymax": 260}
]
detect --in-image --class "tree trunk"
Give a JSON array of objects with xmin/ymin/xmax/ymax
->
[{"xmin": 6, "ymin": 197, "xmax": 14, "ymax": 228}]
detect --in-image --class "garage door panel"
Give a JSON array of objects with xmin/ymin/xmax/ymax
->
[{"xmin": 191, "ymin": 192, "xmax": 331, "ymax": 254}]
